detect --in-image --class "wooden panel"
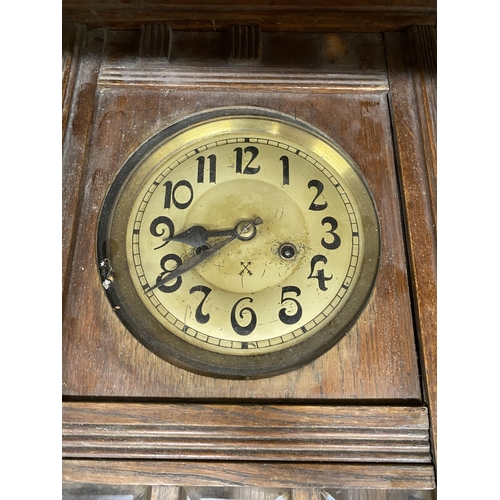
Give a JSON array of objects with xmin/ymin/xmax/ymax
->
[
  {"xmin": 292, "ymin": 489, "xmax": 322, "ymax": 500},
  {"xmin": 62, "ymin": 24, "xmax": 85, "ymax": 140},
  {"xmin": 384, "ymin": 28, "xmax": 436, "ymax": 461},
  {"xmin": 62, "ymin": 28, "xmax": 420, "ymax": 400},
  {"xmin": 62, "ymin": 403, "xmax": 431, "ymax": 462},
  {"xmin": 62, "ymin": 28, "xmax": 105, "ymax": 302},
  {"xmin": 62, "ymin": 1, "xmax": 437, "ymax": 31},
  {"xmin": 62, "ymin": 461, "xmax": 436, "ymax": 490},
  {"xmin": 152, "ymin": 486, "xmax": 181, "ymax": 500}
]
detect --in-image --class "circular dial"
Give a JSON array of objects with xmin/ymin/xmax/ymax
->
[{"xmin": 98, "ymin": 107, "xmax": 380, "ymax": 378}]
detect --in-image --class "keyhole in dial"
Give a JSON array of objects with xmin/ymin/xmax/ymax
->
[{"xmin": 279, "ymin": 243, "xmax": 297, "ymax": 260}]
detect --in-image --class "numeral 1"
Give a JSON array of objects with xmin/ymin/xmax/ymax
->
[{"xmin": 280, "ymin": 155, "xmax": 290, "ymax": 185}]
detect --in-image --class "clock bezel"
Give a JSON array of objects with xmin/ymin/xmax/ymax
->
[{"xmin": 97, "ymin": 106, "xmax": 381, "ymax": 379}]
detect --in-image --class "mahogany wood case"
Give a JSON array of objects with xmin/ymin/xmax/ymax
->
[{"xmin": 62, "ymin": 1, "xmax": 436, "ymax": 496}]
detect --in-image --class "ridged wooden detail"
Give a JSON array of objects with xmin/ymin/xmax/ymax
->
[
  {"xmin": 229, "ymin": 25, "xmax": 262, "ymax": 60},
  {"xmin": 63, "ymin": 403, "xmax": 431, "ymax": 462},
  {"xmin": 139, "ymin": 24, "xmax": 172, "ymax": 59},
  {"xmin": 62, "ymin": 460, "xmax": 436, "ymax": 490},
  {"xmin": 98, "ymin": 64, "xmax": 388, "ymax": 92}
]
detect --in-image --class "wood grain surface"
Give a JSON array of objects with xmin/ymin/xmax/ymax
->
[
  {"xmin": 62, "ymin": 28, "xmax": 421, "ymax": 400},
  {"xmin": 62, "ymin": 0, "xmax": 437, "ymax": 31},
  {"xmin": 385, "ymin": 27, "xmax": 437, "ymax": 462},
  {"xmin": 62, "ymin": 403, "xmax": 432, "ymax": 462},
  {"xmin": 62, "ymin": 460, "xmax": 436, "ymax": 490}
]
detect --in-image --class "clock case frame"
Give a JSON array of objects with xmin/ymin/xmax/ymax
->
[{"xmin": 63, "ymin": 7, "xmax": 436, "ymax": 492}]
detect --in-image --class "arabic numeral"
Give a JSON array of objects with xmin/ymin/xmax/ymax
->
[
  {"xmin": 190, "ymin": 285, "xmax": 212, "ymax": 324},
  {"xmin": 230, "ymin": 297, "xmax": 257, "ymax": 336},
  {"xmin": 308, "ymin": 180, "xmax": 328, "ymax": 211},
  {"xmin": 308, "ymin": 255, "xmax": 333, "ymax": 291},
  {"xmin": 155, "ymin": 254, "xmax": 183, "ymax": 293},
  {"xmin": 280, "ymin": 155, "xmax": 290, "ymax": 185},
  {"xmin": 150, "ymin": 216, "xmax": 175, "ymax": 250},
  {"xmin": 164, "ymin": 180, "xmax": 194, "ymax": 210},
  {"xmin": 234, "ymin": 146, "xmax": 260, "ymax": 174},
  {"xmin": 196, "ymin": 154, "xmax": 216, "ymax": 184},
  {"xmin": 321, "ymin": 216, "xmax": 341, "ymax": 250},
  {"xmin": 278, "ymin": 286, "xmax": 302, "ymax": 325}
]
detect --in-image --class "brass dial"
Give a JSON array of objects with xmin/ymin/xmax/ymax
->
[{"xmin": 97, "ymin": 107, "xmax": 380, "ymax": 378}]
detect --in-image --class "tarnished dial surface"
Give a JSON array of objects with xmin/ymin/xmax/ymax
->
[{"xmin": 97, "ymin": 107, "xmax": 380, "ymax": 378}]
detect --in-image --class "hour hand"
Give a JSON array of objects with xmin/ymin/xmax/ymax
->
[
  {"xmin": 163, "ymin": 219, "xmax": 261, "ymax": 248},
  {"xmin": 164, "ymin": 225, "xmax": 211, "ymax": 248},
  {"xmin": 144, "ymin": 217, "xmax": 263, "ymax": 294}
]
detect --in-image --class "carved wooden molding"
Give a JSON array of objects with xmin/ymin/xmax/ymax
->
[
  {"xmin": 139, "ymin": 24, "xmax": 172, "ymax": 59},
  {"xmin": 229, "ymin": 25, "xmax": 262, "ymax": 60},
  {"xmin": 63, "ymin": 403, "xmax": 431, "ymax": 463},
  {"xmin": 98, "ymin": 64, "xmax": 388, "ymax": 92}
]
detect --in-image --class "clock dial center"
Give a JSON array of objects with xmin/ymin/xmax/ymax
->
[{"xmin": 184, "ymin": 178, "xmax": 307, "ymax": 294}]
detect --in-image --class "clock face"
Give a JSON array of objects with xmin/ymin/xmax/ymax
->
[{"xmin": 97, "ymin": 107, "xmax": 380, "ymax": 378}]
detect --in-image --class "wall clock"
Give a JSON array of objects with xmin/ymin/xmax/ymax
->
[{"xmin": 97, "ymin": 106, "xmax": 380, "ymax": 378}]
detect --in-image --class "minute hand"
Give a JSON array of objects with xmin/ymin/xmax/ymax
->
[
  {"xmin": 144, "ymin": 233, "xmax": 238, "ymax": 293},
  {"xmin": 144, "ymin": 218, "xmax": 262, "ymax": 294}
]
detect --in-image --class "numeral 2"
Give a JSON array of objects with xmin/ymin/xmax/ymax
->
[{"xmin": 308, "ymin": 180, "xmax": 328, "ymax": 211}]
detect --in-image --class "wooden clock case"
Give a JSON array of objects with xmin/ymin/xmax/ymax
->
[{"xmin": 62, "ymin": 1, "xmax": 437, "ymax": 497}]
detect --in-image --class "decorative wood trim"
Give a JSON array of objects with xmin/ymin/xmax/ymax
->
[
  {"xmin": 62, "ymin": 460, "xmax": 436, "ymax": 490},
  {"xmin": 384, "ymin": 29, "xmax": 437, "ymax": 463},
  {"xmin": 62, "ymin": 28, "xmax": 106, "ymax": 307},
  {"xmin": 229, "ymin": 25, "xmax": 262, "ymax": 60},
  {"xmin": 63, "ymin": 403, "xmax": 431, "ymax": 463},
  {"xmin": 62, "ymin": 1, "xmax": 437, "ymax": 32},
  {"xmin": 139, "ymin": 24, "xmax": 172, "ymax": 59},
  {"xmin": 98, "ymin": 64, "xmax": 389, "ymax": 92}
]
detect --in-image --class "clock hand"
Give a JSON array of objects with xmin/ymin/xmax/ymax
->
[
  {"xmin": 163, "ymin": 224, "xmax": 241, "ymax": 248},
  {"xmin": 145, "ymin": 217, "xmax": 263, "ymax": 293}
]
